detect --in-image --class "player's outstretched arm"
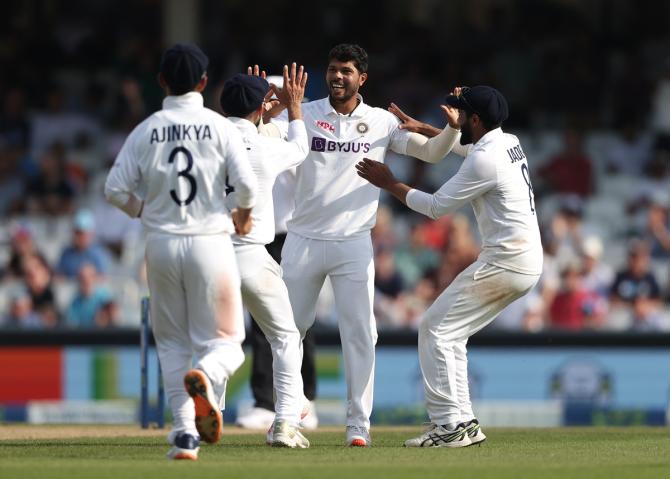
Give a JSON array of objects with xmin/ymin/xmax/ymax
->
[
  {"xmin": 389, "ymin": 102, "xmax": 443, "ymax": 138},
  {"xmin": 390, "ymin": 88, "xmax": 470, "ymax": 161},
  {"xmin": 355, "ymin": 158, "xmax": 412, "ymax": 205}
]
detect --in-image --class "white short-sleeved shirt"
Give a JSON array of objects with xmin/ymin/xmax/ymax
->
[
  {"xmin": 273, "ymin": 95, "xmax": 412, "ymax": 240},
  {"xmin": 226, "ymin": 117, "xmax": 308, "ymax": 245},
  {"xmin": 105, "ymin": 92, "xmax": 256, "ymax": 235},
  {"xmin": 407, "ymin": 128, "xmax": 543, "ymax": 275}
]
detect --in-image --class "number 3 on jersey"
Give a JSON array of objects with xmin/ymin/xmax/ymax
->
[
  {"xmin": 521, "ymin": 163, "xmax": 535, "ymax": 214},
  {"xmin": 169, "ymin": 146, "xmax": 197, "ymax": 206}
]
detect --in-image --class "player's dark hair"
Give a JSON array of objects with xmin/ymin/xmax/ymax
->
[
  {"xmin": 328, "ymin": 44, "xmax": 368, "ymax": 73},
  {"xmin": 167, "ymin": 82, "xmax": 195, "ymax": 96}
]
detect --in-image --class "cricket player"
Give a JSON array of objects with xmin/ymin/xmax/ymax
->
[
  {"xmin": 219, "ymin": 65, "xmax": 311, "ymax": 448},
  {"xmin": 356, "ymin": 86, "xmax": 543, "ymax": 447},
  {"xmin": 236, "ymin": 74, "xmax": 319, "ymax": 432},
  {"xmin": 104, "ymin": 44, "xmax": 257, "ymax": 460},
  {"xmin": 263, "ymin": 44, "xmax": 464, "ymax": 446}
]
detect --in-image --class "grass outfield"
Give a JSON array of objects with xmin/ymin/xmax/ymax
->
[{"xmin": 0, "ymin": 426, "xmax": 669, "ymax": 479}]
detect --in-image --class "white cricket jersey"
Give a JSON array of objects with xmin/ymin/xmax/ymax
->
[
  {"xmin": 274, "ymin": 95, "xmax": 412, "ymax": 240},
  {"xmin": 406, "ymin": 128, "xmax": 543, "ymax": 275},
  {"xmin": 272, "ymin": 167, "xmax": 297, "ymax": 234},
  {"xmin": 226, "ymin": 117, "xmax": 308, "ymax": 245},
  {"xmin": 105, "ymin": 92, "xmax": 256, "ymax": 235}
]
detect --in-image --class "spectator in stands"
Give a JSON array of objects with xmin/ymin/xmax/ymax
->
[
  {"xmin": 605, "ymin": 120, "xmax": 652, "ymax": 176},
  {"xmin": 66, "ymin": 262, "xmax": 117, "ymax": 328},
  {"xmin": 1, "ymin": 285, "xmax": 42, "ymax": 328},
  {"xmin": 0, "ymin": 143, "xmax": 26, "ymax": 217},
  {"xmin": 549, "ymin": 259, "xmax": 607, "ymax": 331},
  {"xmin": 580, "ymin": 235, "xmax": 614, "ymax": 299},
  {"xmin": 644, "ymin": 194, "xmax": 670, "ymax": 258},
  {"xmin": 546, "ymin": 195, "xmax": 586, "ymax": 267},
  {"xmin": 374, "ymin": 248, "xmax": 404, "ymax": 299},
  {"xmin": 610, "ymin": 240, "xmax": 665, "ymax": 330},
  {"xmin": 24, "ymin": 143, "xmax": 76, "ymax": 216},
  {"xmin": 395, "ymin": 223, "xmax": 440, "ymax": 287},
  {"xmin": 371, "ymin": 204, "xmax": 397, "ymax": 252},
  {"xmin": 56, "ymin": 209, "xmax": 112, "ymax": 278},
  {"xmin": 398, "ymin": 270, "xmax": 439, "ymax": 329},
  {"xmin": 22, "ymin": 255, "xmax": 60, "ymax": 327},
  {"xmin": 538, "ymin": 129, "xmax": 594, "ymax": 197},
  {"xmin": 436, "ymin": 214, "xmax": 479, "ymax": 290},
  {"xmin": 5, "ymin": 224, "xmax": 47, "ymax": 279}
]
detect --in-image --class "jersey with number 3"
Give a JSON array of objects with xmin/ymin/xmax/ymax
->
[
  {"xmin": 408, "ymin": 128, "xmax": 542, "ymax": 275},
  {"xmin": 105, "ymin": 92, "xmax": 256, "ymax": 235}
]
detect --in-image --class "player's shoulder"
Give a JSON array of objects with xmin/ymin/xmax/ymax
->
[{"xmin": 300, "ymin": 97, "xmax": 329, "ymax": 116}]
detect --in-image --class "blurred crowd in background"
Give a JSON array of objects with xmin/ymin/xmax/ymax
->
[{"xmin": 2, "ymin": 0, "xmax": 670, "ymax": 332}]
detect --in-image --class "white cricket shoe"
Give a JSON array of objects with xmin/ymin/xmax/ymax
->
[
  {"xmin": 184, "ymin": 369, "xmax": 223, "ymax": 444},
  {"xmin": 459, "ymin": 418, "xmax": 487, "ymax": 445},
  {"xmin": 346, "ymin": 425, "xmax": 371, "ymax": 447},
  {"xmin": 270, "ymin": 419, "xmax": 310, "ymax": 448},
  {"xmin": 266, "ymin": 398, "xmax": 316, "ymax": 444},
  {"xmin": 166, "ymin": 431, "xmax": 200, "ymax": 460},
  {"xmin": 236, "ymin": 407, "xmax": 276, "ymax": 430},
  {"xmin": 404, "ymin": 423, "xmax": 472, "ymax": 448}
]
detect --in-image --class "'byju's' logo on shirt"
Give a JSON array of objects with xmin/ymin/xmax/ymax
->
[{"xmin": 311, "ymin": 136, "xmax": 371, "ymax": 153}]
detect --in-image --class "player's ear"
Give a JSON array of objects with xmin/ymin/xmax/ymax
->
[
  {"xmin": 157, "ymin": 73, "xmax": 167, "ymax": 89},
  {"xmin": 359, "ymin": 72, "xmax": 368, "ymax": 88},
  {"xmin": 195, "ymin": 74, "xmax": 208, "ymax": 92}
]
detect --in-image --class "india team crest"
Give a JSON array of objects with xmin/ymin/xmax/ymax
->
[{"xmin": 356, "ymin": 122, "xmax": 369, "ymax": 134}]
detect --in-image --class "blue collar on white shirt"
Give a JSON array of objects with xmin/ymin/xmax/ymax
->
[{"xmin": 162, "ymin": 91, "xmax": 204, "ymax": 110}]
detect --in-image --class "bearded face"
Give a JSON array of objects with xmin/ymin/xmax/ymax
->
[{"xmin": 326, "ymin": 60, "xmax": 366, "ymax": 105}]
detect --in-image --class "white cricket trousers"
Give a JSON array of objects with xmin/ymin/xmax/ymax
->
[
  {"xmin": 419, "ymin": 260, "xmax": 539, "ymax": 427},
  {"xmin": 235, "ymin": 244, "xmax": 304, "ymax": 425},
  {"xmin": 146, "ymin": 232, "xmax": 245, "ymax": 436},
  {"xmin": 281, "ymin": 232, "xmax": 377, "ymax": 429}
]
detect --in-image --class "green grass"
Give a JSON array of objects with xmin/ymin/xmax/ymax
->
[{"xmin": 1, "ymin": 427, "xmax": 669, "ymax": 479}]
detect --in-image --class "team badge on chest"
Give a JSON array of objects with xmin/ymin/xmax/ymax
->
[{"xmin": 356, "ymin": 122, "xmax": 369, "ymax": 134}]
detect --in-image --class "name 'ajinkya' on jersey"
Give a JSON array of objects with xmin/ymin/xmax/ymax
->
[
  {"xmin": 406, "ymin": 128, "xmax": 543, "ymax": 275},
  {"xmin": 273, "ymin": 95, "xmax": 413, "ymax": 240},
  {"xmin": 105, "ymin": 92, "xmax": 257, "ymax": 235}
]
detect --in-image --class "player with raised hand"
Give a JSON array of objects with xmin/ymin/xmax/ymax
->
[
  {"xmin": 262, "ymin": 44, "xmax": 465, "ymax": 447},
  {"xmin": 104, "ymin": 44, "xmax": 257, "ymax": 460},
  {"xmin": 219, "ymin": 62, "xmax": 312, "ymax": 448},
  {"xmin": 356, "ymin": 86, "xmax": 543, "ymax": 447}
]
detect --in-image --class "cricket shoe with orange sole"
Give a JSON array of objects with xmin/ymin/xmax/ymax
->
[
  {"xmin": 184, "ymin": 369, "xmax": 222, "ymax": 444},
  {"xmin": 346, "ymin": 425, "xmax": 371, "ymax": 447},
  {"xmin": 166, "ymin": 431, "xmax": 200, "ymax": 460}
]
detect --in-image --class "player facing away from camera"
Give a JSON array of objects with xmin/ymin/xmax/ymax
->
[
  {"xmin": 263, "ymin": 44, "xmax": 464, "ymax": 446},
  {"xmin": 105, "ymin": 44, "xmax": 257, "ymax": 460},
  {"xmin": 356, "ymin": 86, "xmax": 543, "ymax": 447},
  {"xmin": 219, "ymin": 65, "xmax": 311, "ymax": 448}
]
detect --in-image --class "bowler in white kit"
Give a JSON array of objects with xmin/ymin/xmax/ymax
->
[
  {"xmin": 219, "ymin": 65, "xmax": 311, "ymax": 448},
  {"xmin": 104, "ymin": 44, "xmax": 257, "ymax": 460},
  {"xmin": 356, "ymin": 85, "xmax": 543, "ymax": 447},
  {"xmin": 265, "ymin": 44, "xmax": 466, "ymax": 446}
]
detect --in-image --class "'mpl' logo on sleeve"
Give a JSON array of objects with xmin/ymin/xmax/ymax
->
[{"xmin": 311, "ymin": 136, "xmax": 371, "ymax": 154}]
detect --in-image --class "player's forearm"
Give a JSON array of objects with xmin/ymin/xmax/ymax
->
[
  {"xmin": 104, "ymin": 188, "xmax": 143, "ymax": 218},
  {"xmin": 415, "ymin": 123, "xmax": 443, "ymax": 138},
  {"xmin": 382, "ymin": 181, "xmax": 413, "ymax": 206},
  {"xmin": 287, "ymin": 103, "xmax": 302, "ymax": 122},
  {"xmin": 406, "ymin": 126, "xmax": 461, "ymax": 164}
]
